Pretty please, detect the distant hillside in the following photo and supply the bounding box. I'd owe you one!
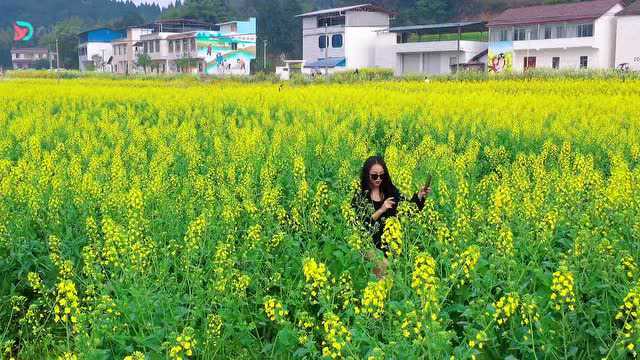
[0,0,161,68]
[0,0,161,30]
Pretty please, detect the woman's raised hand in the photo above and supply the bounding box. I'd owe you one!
[382,197,396,211]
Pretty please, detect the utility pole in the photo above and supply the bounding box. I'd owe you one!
[263,39,268,71]
[55,37,60,70]
[324,22,328,76]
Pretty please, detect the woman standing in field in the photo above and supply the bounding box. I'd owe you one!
[351,155,432,278]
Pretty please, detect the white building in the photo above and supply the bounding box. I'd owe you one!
[296,4,392,73]
[487,0,623,72]
[111,27,152,74]
[11,48,57,69]
[376,22,488,76]
[78,28,126,72]
[615,1,640,70]
[111,18,256,75]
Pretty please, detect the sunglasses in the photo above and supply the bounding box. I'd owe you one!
[369,173,385,181]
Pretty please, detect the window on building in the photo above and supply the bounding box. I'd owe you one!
[124,46,127,55]
[529,27,539,40]
[449,56,458,66]
[155,40,160,52]
[319,35,328,49]
[190,38,196,51]
[524,56,536,69]
[231,42,238,50]
[169,40,174,53]
[317,15,345,27]
[580,56,588,68]
[143,42,148,53]
[513,28,526,41]
[331,34,343,48]
[544,26,553,39]
[577,23,593,37]
[176,40,181,53]
[552,57,560,69]
[183,39,189,52]
[499,29,508,41]
[556,25,566,38]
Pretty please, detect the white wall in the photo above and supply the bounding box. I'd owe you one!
[595,3,623,68]
[80,42,114,71]
[302,30,346,62]
[346,11,389,27]
[373,31,396,69]
[512,48,598,70]
[392,41,488,75]
[344,26,386,68]
[615,15,640,69]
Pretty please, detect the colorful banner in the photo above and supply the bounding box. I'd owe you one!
[195,32,256,75]
[488,41,513,74]
[13,21,34,42]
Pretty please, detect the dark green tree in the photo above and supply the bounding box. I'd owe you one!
[136,53,152,73]
[39,17,85,69]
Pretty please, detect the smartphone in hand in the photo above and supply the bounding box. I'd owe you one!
[425,174,432,188]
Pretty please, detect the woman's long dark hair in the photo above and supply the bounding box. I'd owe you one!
[359,155,399,199]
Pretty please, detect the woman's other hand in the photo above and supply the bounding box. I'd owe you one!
[418,186,432,200]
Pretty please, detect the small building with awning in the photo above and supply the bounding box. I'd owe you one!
[296,4,394,74]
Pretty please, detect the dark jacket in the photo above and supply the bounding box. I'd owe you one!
[351,188,425,252]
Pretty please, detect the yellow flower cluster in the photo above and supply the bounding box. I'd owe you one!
[493,294,519,326]
[411,253,438,310]
[520,297,541,328]
[184,214,206,255]
[48,234,62,268]
[615,287,640,356]
[367,347,385,360]
[269,231,284,249]
[381,217,403,256]
[360,278,392,319]
[302,257,330,304]
[206,313,223,339]
[550,266,576,312]
[337,272,355,310]
[321,313,351,359]
[401,309,426,341]
[496,225,514,257]
[264,296,288,323]
[622,255,637,281]
[311,181,329,223]
[27,272,43,294]
[451,246,480,287]
[54,279,80,332]
[296,311,315,345]
[246,224,262,249]
[169,328,196,359]
[123,351,145,360]
[57,352,78,360]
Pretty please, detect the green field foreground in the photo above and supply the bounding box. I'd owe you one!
[1,77,639,359]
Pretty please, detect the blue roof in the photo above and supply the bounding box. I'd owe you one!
[304,57,346,68]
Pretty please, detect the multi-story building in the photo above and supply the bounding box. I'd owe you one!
[615,1,640,70]
[487,0,623,72]
[110,18,256,75]
[376,21,488,76]
[111,27,152,74]
[78,28,125,71]
[296,4,392,73]
[10,48,57,69]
